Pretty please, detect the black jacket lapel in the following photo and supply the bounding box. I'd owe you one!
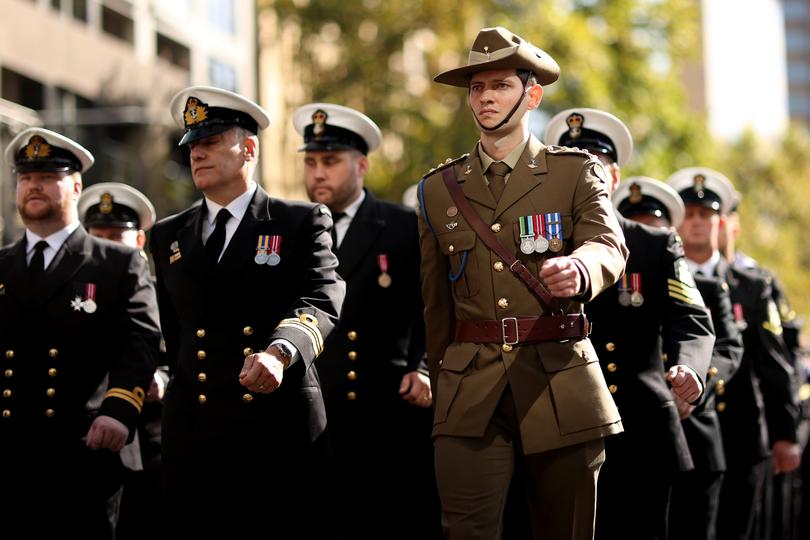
[216,188,273,274]
[34,226,89,307]
[336,191,385,280]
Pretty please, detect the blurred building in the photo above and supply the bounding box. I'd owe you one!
[0,0,257,243]
[683,0,789,140]
[784,0,810,126]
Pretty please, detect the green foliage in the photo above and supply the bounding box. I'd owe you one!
[260,0,810,323]
[262,0,708,196]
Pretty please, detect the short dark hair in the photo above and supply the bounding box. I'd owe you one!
[517,69,537,86]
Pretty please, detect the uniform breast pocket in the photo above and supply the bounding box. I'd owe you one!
[437,231,479,298]
[513,213,575,257]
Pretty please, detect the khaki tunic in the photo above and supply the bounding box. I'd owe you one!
[418,135,628,455]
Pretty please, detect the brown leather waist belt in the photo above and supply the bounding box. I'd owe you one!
[455,314,591,344]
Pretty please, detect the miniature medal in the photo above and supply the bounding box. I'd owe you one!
[618,275,631,306]
[377,254,392,288]
[82,283,97,313]
[255,235,270,265]
[519,216,535,254]
[546,212,563,252]
[630,273,644,307]
[266,236,282,266]
[532,214,548,253]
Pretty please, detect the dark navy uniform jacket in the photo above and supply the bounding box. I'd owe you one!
[149,187,345,460]
[683,274,744,472]
[713,257,798,468]
[587,217,715,472]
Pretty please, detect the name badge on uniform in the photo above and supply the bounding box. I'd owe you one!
[377,254,392,288]
[545,212,563,252]
[169,240,182,264]
[255,235,270,264]
[266,235,282,266]
[71,283,97,313]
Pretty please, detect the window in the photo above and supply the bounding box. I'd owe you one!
[1,68,45,110]
[101,6,134,45]
[157,33,191,71]
[207,0,236,34]
[209,59,238,92]
[73,0,88,22]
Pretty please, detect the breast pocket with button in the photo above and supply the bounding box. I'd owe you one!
[437,231,479,298]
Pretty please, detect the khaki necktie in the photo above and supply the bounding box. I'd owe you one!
[488,161,510,202]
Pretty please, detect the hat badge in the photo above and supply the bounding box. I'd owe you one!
[24,135,51,161]
[312,109,328,138]
[566,113,584,139]
[693,174,706,198]
[99,192,114,214]
[183,97,209,127]
[483,45,491,60]
[629,183,642,204]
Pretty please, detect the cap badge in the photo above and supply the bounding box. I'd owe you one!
[183,97,209,127]
[24,136,51,161]
[693,174,706,198]
[483,46,491,60]
[629,183,642,204]
[566,113,584,139]
[312,109,328,137]
[99,193,114,214]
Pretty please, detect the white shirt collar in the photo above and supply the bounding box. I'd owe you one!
[685,250,721,276]
[26,221,80,255]
[341,190,366,220]
[204,181,257,224]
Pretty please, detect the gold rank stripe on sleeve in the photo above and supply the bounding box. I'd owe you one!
[276,316,324,357]
[667,278,704,306]
[104,386,146,413]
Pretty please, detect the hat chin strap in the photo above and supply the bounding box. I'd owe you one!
[472,87,530,133]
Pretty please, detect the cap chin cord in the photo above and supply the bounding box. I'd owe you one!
[472,85,531,133]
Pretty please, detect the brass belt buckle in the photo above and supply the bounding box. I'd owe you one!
[501,317,519,345]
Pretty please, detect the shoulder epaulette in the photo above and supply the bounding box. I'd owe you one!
[545,144,596,159]
[421,153,470,179]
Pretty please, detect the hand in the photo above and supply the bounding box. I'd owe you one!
[539,257,581,298]
[772,440,801,474]
[667,365,702,404]
[671,390,696,420]
[239,350,284,394]
[85,415,128,452]
[146,372,166,403]
[399,371,432,408]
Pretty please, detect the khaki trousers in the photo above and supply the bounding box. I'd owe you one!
[434,387,606,540]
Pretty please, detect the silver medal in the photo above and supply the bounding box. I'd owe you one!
[254,251,269,265]
[520,238,535,254]
[618,291,631,307]
[630,291,644,307]
[267,252,281,266]
[534,236,549,253]
[83,299,97,314]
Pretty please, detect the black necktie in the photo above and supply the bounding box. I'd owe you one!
[330,212,345,252]
[206,208,232,264]
[29,240,49,283]
[488,161,511,202]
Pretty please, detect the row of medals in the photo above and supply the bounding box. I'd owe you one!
[520,235,562,255]
[254,250,281,266]
[618,289,644,307]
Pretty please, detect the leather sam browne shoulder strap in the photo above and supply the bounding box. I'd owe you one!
[441,167,562,314]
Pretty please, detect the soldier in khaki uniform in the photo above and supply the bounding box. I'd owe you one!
[417,27,628,539]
